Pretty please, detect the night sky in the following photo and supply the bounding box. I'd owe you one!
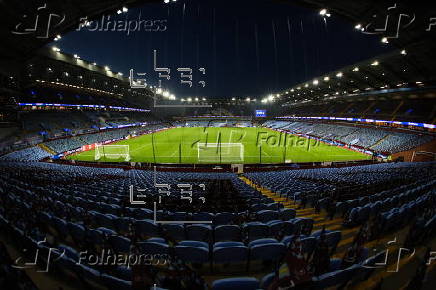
[56,0,392,98]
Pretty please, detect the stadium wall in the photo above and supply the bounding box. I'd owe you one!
[391,139,436,162]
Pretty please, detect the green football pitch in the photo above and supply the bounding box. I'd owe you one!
[66,127,371,164]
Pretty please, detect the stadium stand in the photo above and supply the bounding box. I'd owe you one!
[0,0,435,289]
[0,159,434,289]
[264,120,434,154]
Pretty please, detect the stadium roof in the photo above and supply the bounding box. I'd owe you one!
[1,0,435,104]
[2,0,434,60]
[0,0,160,61]
[287,0,436,47]
[276,46,436,106]
[269,0,436,104]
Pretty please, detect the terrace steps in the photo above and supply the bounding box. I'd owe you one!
[239,175,432,289]
[38,143,56,155]
[369,134,390,149]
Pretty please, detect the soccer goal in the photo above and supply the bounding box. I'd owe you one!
[197,143,244,163]
[95,144,130,161]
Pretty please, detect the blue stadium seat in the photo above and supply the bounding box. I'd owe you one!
[186,224,212,242]
[215,225,241,242]
[212,277,259,290]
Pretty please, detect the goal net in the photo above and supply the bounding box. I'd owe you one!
[197,143,244,163]
[95,144,130,161]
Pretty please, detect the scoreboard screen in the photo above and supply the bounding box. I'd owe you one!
[255,110,267,117]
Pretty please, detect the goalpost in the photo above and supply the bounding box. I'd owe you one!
[197,143,244,163]
[95,144,130,161]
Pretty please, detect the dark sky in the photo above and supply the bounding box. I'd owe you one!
[57,0,392,98]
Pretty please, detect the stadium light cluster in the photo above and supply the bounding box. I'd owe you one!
[35,79,122,97]
[319,9,331,17]
[155,87,177,100]
[117,6,128,14]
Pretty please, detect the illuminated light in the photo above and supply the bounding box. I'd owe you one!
[276,94,280,97]
[181,98,185,102]
[52,46,60,52]
[304,83,309,88]
[336,72,343,78]
[231,97,236,101]
[156,88,163,94]
[319,9,330,17]
[104,66,110,71]
[261,99,267,103]
[246,97,251,102]
[117,9,122,14]
[290,89,294,92]
[202,97,206,101]
[355,24,362,30]
[353,67,359,72]
[297,87,301,90]
[163,91,170,97]
[164,0,170,3]
[401,49,407,55]
[313,79,319,85]
[416,81,423,84]
[73,54,80,59]
[323,76,330,81]
[118,72,123,76]
[195,97,199,101]
[268,95,274,101]
[381,37,389,43]
[371,60,379,66]
[122,6,128,12]
[92,62,97,65]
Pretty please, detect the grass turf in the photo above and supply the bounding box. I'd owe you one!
[66,127,371,164]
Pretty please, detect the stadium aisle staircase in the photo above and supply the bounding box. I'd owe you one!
[38,143,56,155]
[369,134,391,149]
[239,175,435,289]
[239,176,359,253]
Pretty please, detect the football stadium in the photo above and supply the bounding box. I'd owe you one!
[0,1,435,290]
